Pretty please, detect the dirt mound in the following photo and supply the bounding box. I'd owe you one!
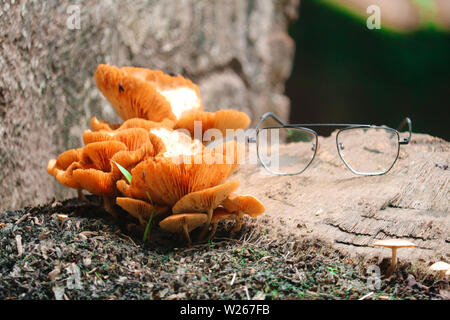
[0,196,447,300]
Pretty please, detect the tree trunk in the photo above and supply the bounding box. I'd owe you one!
[0,0,299,211]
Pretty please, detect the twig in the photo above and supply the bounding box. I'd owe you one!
[15,235,23,256]
[243,286,250,300]
[117,232,137,246]
[359,292,374,300]
[15,213,30,225]
[230,273,237,286]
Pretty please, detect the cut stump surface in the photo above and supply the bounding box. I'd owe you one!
[233,133,449,263]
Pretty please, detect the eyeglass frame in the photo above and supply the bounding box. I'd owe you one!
[253,112,412,176]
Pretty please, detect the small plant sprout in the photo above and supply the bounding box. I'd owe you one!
[142,192,155,242]
[373,239,416,277]
[429,261,450,279]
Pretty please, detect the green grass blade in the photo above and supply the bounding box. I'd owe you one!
[143,191,155,242]
[143,213,154,242]
[113,161,132,184]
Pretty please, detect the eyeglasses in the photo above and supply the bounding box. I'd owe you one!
[254,112,412,176]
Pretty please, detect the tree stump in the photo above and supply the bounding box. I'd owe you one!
[234,132,449,263]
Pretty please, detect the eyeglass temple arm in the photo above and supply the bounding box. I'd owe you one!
[397,117,412,145]
[255,112,286,130]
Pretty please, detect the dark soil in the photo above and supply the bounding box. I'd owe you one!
[0,196,448,300]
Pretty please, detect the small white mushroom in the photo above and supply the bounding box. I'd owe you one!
[429,261,450,279]
[56,214,69,230]
[373,239,416,277]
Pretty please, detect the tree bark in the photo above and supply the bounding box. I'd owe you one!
[234,132,449,262]
[0,0,299,210]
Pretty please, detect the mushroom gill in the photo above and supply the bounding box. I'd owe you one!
[118,155,238,206]
[72,140,154,218]
[47,148,85,200]
[94,64,176,122]
[116,197,168,225]
[115,129,241,205]
[90,116,175,132]
[159,213,208,245]
[83,127,152,151]
[172,180,240,240]
[121,66,203,120]
[176,109,251,138]
[94,64,203,123]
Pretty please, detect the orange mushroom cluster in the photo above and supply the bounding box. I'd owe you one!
[47,64,264,244]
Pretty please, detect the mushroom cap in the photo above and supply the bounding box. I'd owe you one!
[213,109,251,134]
[121,66,203,120]
[159,213,207,233]
[148,127,203,161]
[80,141,128,172]
[118,118,175,131]
[94,64,176,122]
[119,157,237,206]
[222,193,265,217]
[90,117,121,131]
[47,148,84,189]
[109,143,155,180]
[54,162,84,189]
[172,180,240,214]
[56,214,69,221]
[211,207,238,223]
[110,126,240,205]
[176,109,251,138]
[90,116,174,132]
[116,179,132,197]
[373,239,417,248]
[74,137,157,196]
[72,169,115,196]
[429,261,450,271]
[95,64,203,122]
[47,148,83,175]
[116,197,168,224]
[83,128,152,151]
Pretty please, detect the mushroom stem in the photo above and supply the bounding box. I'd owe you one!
[103,195,118,219]
[208,222,219,241]
[198,208,213,241]
[182,222,191,245]
[439,270,445,279]
[386,247,397,277]
[77,189,87,202]
[231,211,244,234]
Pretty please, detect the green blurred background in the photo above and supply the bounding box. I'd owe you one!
[286,0,450,140]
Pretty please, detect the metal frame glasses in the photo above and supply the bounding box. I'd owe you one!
[254,112,412,176]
